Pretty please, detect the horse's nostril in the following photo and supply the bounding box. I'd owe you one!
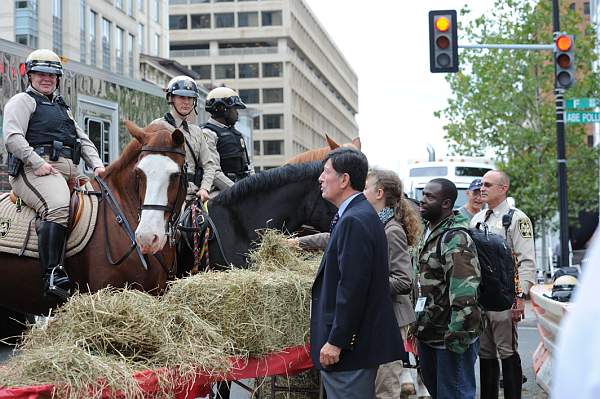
[151,234,159,246]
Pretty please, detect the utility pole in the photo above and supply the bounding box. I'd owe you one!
[552,0,571,268]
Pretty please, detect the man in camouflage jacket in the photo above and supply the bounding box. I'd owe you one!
[412,178,482,399]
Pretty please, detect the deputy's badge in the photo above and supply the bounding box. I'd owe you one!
[0,218,11,238]
[240,138,245,148]
[518,219,533,238]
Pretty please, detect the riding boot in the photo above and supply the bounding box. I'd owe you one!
[501,353,523,399]
[37,221,71,300]
[480,358,500,399]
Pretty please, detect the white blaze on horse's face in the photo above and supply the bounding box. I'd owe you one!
[135,154,179,254]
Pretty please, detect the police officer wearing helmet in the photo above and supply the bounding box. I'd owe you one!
[202,86,253,190]
[152,75,216,202]
[3,49,105,299]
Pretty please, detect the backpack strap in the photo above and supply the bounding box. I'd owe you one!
[502,208,515,239]
[435,227,471,266]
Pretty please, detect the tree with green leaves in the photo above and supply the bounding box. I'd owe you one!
[436,0,599,229]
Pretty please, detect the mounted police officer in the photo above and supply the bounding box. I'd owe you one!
[2,49,105,299]
[152,75,216,202]
[202,87,253,190]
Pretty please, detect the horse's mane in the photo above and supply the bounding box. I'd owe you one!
[213,161,323,206]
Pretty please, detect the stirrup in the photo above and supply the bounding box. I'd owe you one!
[46,265,71,300]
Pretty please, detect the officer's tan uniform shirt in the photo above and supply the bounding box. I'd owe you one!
[471,199,537,293]
[3,86,104,170]
[151,114,216,195]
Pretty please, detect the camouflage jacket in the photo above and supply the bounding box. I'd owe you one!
[413,212,482,353]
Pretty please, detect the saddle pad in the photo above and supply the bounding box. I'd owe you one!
[0,182,99,259]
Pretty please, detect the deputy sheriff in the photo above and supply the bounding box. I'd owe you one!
[2,49,105,299]
[470,169,536,399]
[152,75,216,202]
[202,86,253,191]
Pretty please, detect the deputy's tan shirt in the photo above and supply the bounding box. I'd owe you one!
[3,86,104,171]
[151,114,216,194]
[471,199,537,293]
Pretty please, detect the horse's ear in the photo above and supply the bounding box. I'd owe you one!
[351,137,361,150]
[124,120,146,144]
[171,128,185,147]
[326,134,340,150]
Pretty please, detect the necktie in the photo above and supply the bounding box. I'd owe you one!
[181,120,190,133]
[484,209,494,222]
[330,213,340,232]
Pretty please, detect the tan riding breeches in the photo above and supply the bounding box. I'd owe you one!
[9,156,78,227]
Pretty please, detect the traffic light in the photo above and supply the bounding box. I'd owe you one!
[554,33,575,89]
[429,10,458,73]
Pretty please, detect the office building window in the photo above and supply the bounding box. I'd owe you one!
[239,89,259,104]
[80,0,86,63]
[238,11,258,27]
[52,0,62,54]
[568,2,576,11]
[238,63,259,78]
[584,2,590,15]
[262,62,282,77]
[169,14,187,29]
[263,114,283,129]
[116,26,124,74]
[215,13,234,28]
[253,116,260,130]
[153,0,159,22]
[253,141,261,156]
[215,0,233,2]
[190,13,210,29]
[89,10,97,65]
[264,140,284,155]
[191,65,211,79]
[262,10,282,26]
[102,18,111,70]
[138,23,144,53]
[153,33,160,56]
[128,33,134,77]
[215,64,235,79]
[115,0,123,9]
[263,88,283,103]
[138,0,143,11]
[128,0,133,15]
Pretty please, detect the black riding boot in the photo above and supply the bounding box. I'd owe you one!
[501,353,523,399]
[37,221,71,300]
[480,358,500,399]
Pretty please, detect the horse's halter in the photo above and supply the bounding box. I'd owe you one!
[136,145,188,245]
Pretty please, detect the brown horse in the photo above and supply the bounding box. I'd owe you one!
[0,121,188,315]
[285,135,361,164]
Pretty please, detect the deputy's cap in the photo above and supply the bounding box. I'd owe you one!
[468,178,482,191]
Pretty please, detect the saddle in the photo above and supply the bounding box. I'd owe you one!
[0,181,99,258]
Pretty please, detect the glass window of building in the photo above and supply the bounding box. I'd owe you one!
[138,0,143,11]
[253,141,261,156]
[262,62,283,77]
[239,89,259,104]
[128,33,134,77]
[191,65,211,79]
[238,63,259,78]
[138,23,144,53]
[568,2,576,10]
[263,114,283,129]
[116,26,124,74]
[238,11,258,27]
[153,33,160,56]
[169,14,187,29]
[239,0,258,2]
[115,0,123,9]
[128,0,133,15]
[584,1,590,15]
[253,116,260,130]
[80,0,86,63]
[263,140,284,155]
[215,64,235,79]
[215,13,234,28]
[215,0,233,2]
[89,10,97,65]
[153,0,159,22]
[263,88,283,103]
[52,0,63,54]
[191,14,210,29]
[101,17,111,70]
[262,10,282,26]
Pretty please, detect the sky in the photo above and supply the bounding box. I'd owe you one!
[303,0,496,177]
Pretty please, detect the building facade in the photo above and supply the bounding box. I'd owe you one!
[168,0,359,170]
[0,0,170,80]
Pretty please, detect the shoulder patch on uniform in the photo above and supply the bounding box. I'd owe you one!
[518,219,533,238]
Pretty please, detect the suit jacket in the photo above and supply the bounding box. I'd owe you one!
[310,194,404,371]
[385,219,416,328]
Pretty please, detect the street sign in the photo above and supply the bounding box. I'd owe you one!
[565,98,599,109]
[565,111,600,124]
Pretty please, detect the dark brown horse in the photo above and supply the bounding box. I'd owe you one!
[0,121,188,315]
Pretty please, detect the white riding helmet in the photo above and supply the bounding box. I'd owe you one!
[25,49,63,76]
[205,86,246,114]
[166,75,199,99]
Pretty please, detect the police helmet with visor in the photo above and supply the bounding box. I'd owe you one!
[166,76,199,99]
[26,49,63,76]
[205,87,246,114]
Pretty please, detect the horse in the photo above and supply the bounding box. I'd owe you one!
[177,161,337,273]
[285,135,361,164]
[0,121,188,315]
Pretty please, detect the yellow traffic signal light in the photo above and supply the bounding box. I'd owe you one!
[554,33,575,89]
[429,10,458,73]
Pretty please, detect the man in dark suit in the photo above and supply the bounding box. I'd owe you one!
[311,148,404,399]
